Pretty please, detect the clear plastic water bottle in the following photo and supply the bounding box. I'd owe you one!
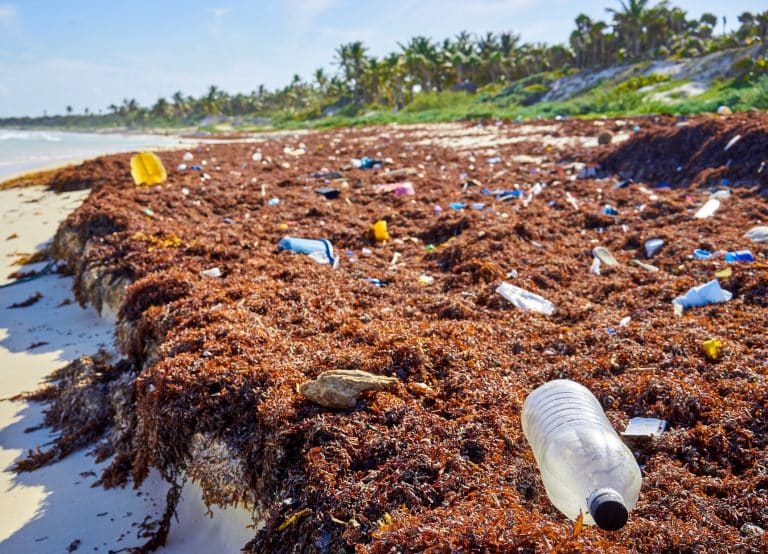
[521,379,642,531]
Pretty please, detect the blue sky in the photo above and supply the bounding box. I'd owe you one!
[0,0,764,117]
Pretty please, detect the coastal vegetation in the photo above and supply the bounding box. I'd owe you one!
[1,2,767,130]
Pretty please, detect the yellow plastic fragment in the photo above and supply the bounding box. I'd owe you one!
[372,220,390,242]
[130,151,167,186]
[277,508,312,531]
[715,266,732,279]
[702,338,722,361]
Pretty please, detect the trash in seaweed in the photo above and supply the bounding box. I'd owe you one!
[16,113,768,553]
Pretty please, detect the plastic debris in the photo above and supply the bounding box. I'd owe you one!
[471,203,486,211]
[602,205,619,216]
[590,257,602,275]
[312,171,343,179]
[593,247,619,267]
[716,105,732,115]
[449,202,466,210]
[267,198,281,206]
[622,418,667,439]
[182,152,194,162]
[298,369,398,409]
[694,249,713,260]
[619,316,631,328]
[353,156,380,169]
[715,267,732,279]
[709,189,731,199]
[130,152,167,186]
[724,250,754,263]
[565,191,580,210]
[694,198,720,219]
[364,278,389,287]
[200,267,222,278]
[630,260,658,272]
[177,163,187,171]
[277,237,338,267]
[372,220,390,242]
[315,187,340,200]
[644,238,664,259]
[374,182,415,197]
[702,338,722,361]
[673,279,732,315]
[745,226,768,243]
[577,167,597,179]
[496,282,555,315]
[251,151,262,162]
[418,274,434,285]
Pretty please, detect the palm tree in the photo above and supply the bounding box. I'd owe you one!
[313,68,329,94]
[607,0,650,60]
[335,41,368,101]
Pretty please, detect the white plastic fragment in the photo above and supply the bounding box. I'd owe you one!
[630,260,659,272]
[723,135,741,151]
[622,418,666,438]
[673,279,732,316]
[590,257,601,275]
[694,198,720,219]
[745,226,768,243]
[496,282,555,315]
[201,267,222,278]
[644,238,664,259]
[592,246,619,267]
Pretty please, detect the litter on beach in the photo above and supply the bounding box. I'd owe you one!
[673,279,732,315]
[496,282,555,315]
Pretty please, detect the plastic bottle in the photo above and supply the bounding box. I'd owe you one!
[521,379,642,531]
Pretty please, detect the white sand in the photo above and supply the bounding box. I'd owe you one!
[0,184,255,552]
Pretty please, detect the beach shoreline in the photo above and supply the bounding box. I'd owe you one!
[0,180,255,552]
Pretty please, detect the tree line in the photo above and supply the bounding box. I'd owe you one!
[3,1,767,126]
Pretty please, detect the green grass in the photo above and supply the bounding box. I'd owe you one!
[272,72,768,130]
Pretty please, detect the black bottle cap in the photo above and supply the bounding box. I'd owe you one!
[588,488,629,531]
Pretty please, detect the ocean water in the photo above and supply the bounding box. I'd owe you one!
[0,129,186,181]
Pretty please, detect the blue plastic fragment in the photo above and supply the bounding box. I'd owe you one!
[277,237,338,267]
[724,250,754,263]
[694,249,713,260]
[449,202,466,210]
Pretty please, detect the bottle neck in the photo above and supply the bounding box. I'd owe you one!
[587,488,629,531]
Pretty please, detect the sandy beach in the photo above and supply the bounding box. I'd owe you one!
[0,183,254,552]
